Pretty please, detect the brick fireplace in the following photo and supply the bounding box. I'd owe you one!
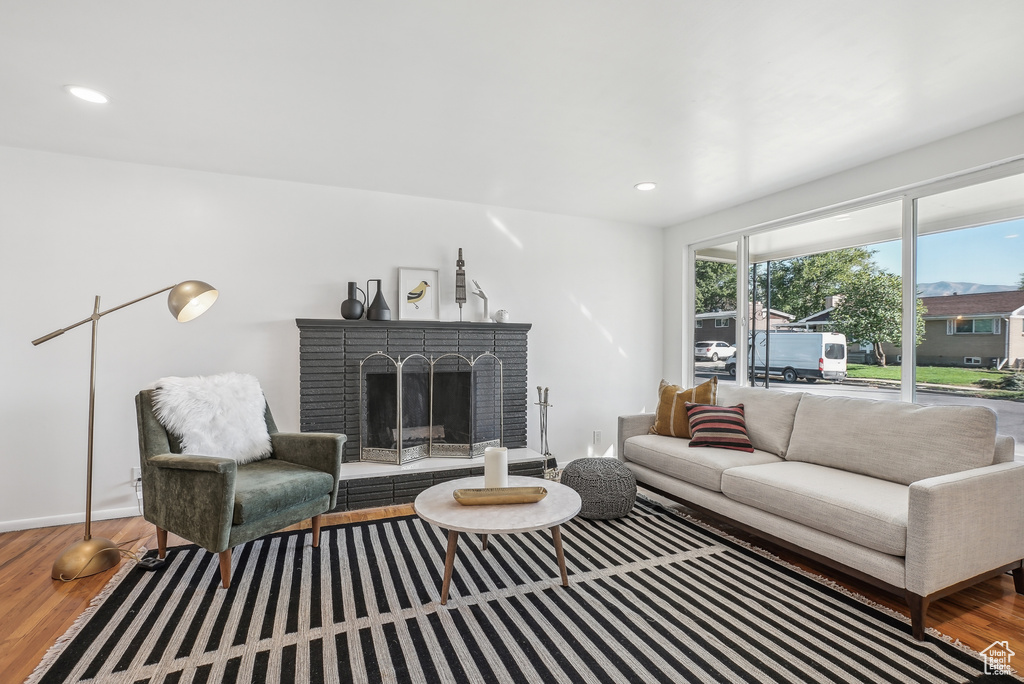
[295,319,543,509]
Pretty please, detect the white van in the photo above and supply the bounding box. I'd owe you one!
[727,331,847,383]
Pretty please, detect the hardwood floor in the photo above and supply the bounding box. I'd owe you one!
[647,493,1024,655]
[0,506,412,684]
[3,500,1023,683]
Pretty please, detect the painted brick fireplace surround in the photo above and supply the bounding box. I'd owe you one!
[295,319,543,510]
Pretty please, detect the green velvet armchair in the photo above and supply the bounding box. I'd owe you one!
[135,389,345,588]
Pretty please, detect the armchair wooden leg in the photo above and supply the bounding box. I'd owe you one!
[219,550,232,589]
[1013,564,1024,594]
[156,527,167,559]
[907,592,930,641]
[311,514,322,548]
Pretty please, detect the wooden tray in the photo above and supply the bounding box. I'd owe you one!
[453,486,548,505]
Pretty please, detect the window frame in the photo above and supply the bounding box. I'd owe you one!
[948,317,1000,334]
[685,156,1024,399]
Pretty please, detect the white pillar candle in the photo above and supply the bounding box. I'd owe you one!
[484,447,508,488]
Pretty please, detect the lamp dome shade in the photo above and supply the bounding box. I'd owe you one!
[168,280,219,322]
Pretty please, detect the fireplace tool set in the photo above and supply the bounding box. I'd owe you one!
[537,386,560,480]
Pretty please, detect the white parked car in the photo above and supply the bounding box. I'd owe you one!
[694,340,736,361]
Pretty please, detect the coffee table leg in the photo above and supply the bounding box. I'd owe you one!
[480,534,488,551]
[441,529,459,605]
[551,525,568,586]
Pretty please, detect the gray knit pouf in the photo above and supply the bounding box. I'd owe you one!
[560,458,637,520]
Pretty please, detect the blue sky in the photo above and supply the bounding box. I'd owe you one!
[869,218,1022,286]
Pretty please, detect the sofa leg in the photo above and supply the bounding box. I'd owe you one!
[1013,565,1024,594]
[907,593,930,641]
[219,549,232,589]
[156,526,167,559]
[311,514,322,548]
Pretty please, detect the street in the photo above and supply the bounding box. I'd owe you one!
[695,362,1024,450]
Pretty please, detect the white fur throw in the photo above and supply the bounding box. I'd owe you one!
[152,373,272,464]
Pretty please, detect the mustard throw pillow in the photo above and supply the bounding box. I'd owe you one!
[650,377,718,438]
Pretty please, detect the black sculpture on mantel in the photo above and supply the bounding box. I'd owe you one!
[455,248,467,320]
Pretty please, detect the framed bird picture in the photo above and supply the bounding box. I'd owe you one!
[398,267,440,320]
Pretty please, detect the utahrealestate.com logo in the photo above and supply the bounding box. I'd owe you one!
[981,641,1015,676]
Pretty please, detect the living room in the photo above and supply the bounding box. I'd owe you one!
[4,3,1024,683]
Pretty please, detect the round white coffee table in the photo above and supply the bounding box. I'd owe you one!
[414,475,582,604]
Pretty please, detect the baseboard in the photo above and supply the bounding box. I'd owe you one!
[0,506,141,533]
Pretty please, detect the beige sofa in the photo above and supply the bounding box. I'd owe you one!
[617,384,1024,640]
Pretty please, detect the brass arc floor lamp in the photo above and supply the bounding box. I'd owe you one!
[32,280,219,581]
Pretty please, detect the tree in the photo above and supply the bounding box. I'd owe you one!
[830,271,926,366]
[751,248,878,320]
[1018,272,1024,290]
[695,260,737,313]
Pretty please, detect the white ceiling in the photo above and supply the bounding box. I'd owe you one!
[3,1,1024,228]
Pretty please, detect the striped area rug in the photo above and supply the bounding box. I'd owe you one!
[28,497,1011,684]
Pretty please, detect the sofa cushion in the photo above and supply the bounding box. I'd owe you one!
[715,385,802,457]
[622,434,782,492]
[651,377,718,438]
[721,461,909,556]
[686,403,754,453]
[233,459,335,525]
[785,394,998,485]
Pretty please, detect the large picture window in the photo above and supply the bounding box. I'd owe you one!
[687,159,1024,428]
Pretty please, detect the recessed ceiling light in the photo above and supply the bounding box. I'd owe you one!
[634,182,657,192]
[64,85,110,104]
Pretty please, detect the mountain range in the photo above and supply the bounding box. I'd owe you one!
[916,281,1017,297]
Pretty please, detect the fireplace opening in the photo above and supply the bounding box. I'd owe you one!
[359,352,502,464]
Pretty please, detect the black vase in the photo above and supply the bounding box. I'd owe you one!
[341,282,365,320]
[366,279,391,321]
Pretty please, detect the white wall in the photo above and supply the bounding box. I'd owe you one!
[0,146,663,531]
[662,111,1024,382]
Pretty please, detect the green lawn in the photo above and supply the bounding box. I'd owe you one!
[846,363,1007,386]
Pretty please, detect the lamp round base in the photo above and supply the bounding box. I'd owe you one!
[51,537,122,581]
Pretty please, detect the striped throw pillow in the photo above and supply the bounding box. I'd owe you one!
[685,403,753,453]
[650,377,718,438]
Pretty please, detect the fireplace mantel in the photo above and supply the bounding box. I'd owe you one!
[296,318,531,457]
[297,319,532,333]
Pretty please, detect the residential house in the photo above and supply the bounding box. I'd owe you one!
[797,291,1024,367]
[903,291,1024,368]
[694,306,795,346]
[779,296,883,363]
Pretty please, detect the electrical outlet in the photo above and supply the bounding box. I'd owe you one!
[593,430,602,444]
[131,466,141,483]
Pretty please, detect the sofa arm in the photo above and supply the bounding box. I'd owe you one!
[995,434,1017,463]
[144,453,237,553]
[272,432,345,508]
[906,461,1024,596]
[617,414,655,462]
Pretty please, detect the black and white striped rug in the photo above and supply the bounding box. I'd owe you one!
[29,497,1014,683]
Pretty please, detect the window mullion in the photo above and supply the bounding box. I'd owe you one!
[901,196,917,402]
